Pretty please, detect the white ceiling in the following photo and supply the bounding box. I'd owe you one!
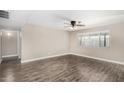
[1,10,124,30]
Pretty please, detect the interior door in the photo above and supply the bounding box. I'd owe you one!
[1,30,20,58]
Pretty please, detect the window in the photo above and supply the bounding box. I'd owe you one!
[78,31,110,48]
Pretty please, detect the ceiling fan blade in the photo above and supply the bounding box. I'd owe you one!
[76,24,85,26]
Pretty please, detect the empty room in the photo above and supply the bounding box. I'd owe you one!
[0,10,124,82]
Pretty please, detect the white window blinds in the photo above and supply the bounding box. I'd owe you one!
[78,31,110,48]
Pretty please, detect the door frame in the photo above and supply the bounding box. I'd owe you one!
[0,29,21,63]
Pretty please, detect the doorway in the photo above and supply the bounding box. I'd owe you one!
[0,30,21,63]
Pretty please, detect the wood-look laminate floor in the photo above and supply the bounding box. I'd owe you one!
[0,55,124,82]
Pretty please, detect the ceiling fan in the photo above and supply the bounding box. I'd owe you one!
[55,14,85,31]
[64,20,85,31]
[64,20,85,27]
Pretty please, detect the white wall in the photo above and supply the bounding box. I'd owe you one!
[21,24,69,62]
[21,22,124,63]
[70,22,124,63]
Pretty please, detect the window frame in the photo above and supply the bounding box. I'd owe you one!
[78,31,110,48]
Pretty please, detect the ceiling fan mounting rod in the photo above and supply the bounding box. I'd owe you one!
[71,21,76,27]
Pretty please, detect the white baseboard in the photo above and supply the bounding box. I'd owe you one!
[21,53,70,63]
[21,52,124,66]
[70,53,124,65]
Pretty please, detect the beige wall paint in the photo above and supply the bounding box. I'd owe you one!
[70,23,124,62]
[22,24,69,62]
